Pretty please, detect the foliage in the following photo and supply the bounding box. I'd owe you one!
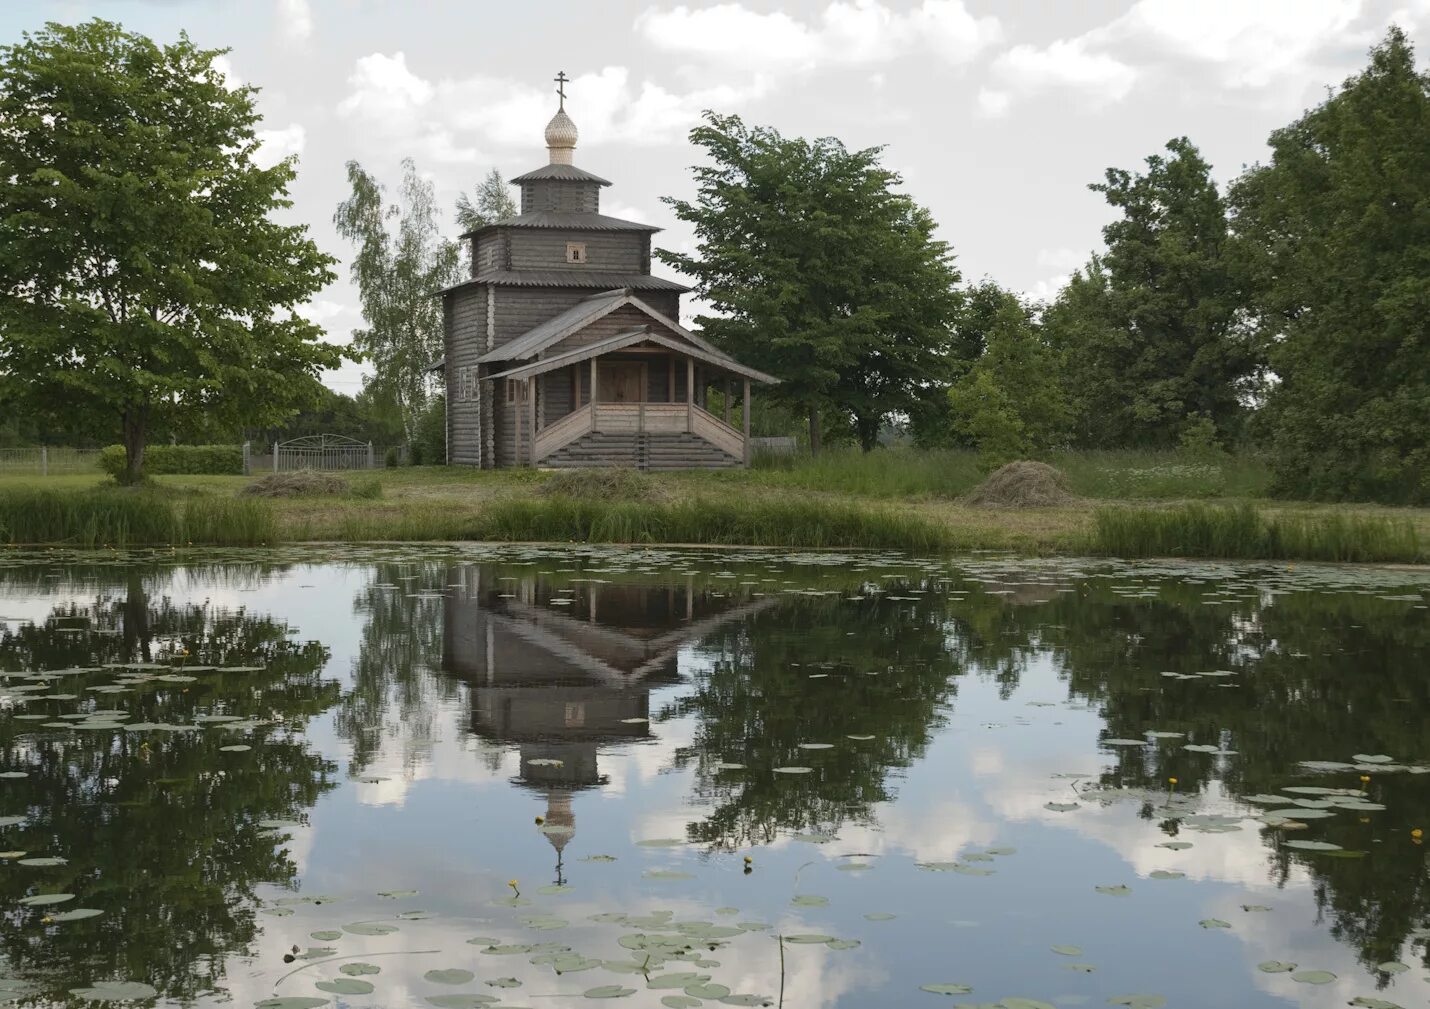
[455,167,518,233]
[946,282,1070,467]
[1089,503,1423,562]
[660,112,961,452]
[409,393,447,465]
[0,488,276,546]
[334,158,461,444]
[1045,138,1258,448]
[240,470,380,499]
[99,444,243,477]
[1230,28,1430,504]
[0,20,349,484]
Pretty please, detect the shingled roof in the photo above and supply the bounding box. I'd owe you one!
[509,163,612,186]
[437,271,690,296]
[459,211,660,240]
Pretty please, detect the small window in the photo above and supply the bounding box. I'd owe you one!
[456,366,478,402]
[566,241,587,264]
[506,379,529,404]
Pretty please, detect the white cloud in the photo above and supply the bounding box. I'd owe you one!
[975,87,1010,118]
[635,0,1001,71]
[276,0,314,43]
[339,52,433,120]
[1105,0,1363,88]
[1036,247,1088,273]
[992,39,1138,105]
[210,54,241,90]
[255,122,306,167]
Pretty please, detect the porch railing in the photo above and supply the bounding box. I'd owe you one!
[531,402,746,463]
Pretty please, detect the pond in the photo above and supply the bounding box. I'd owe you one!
[1,545,1428,1009]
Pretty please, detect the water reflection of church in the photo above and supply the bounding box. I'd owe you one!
[442,567,771,874]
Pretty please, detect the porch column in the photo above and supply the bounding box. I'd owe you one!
[527,377,536,466]
[668,356,676,403]
[742,378,751,467]
[686,356,695,433]
[590,357,598,432]
[724,378,732,424]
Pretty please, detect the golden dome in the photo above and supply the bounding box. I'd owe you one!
[545,109,578,165]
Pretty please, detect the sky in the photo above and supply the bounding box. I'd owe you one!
[4,0,1429,395]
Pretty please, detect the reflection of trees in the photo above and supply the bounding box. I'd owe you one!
[0,577,338,1002]
[334,563,457,776]
[995,576,1430,972]
[668,582,965,848]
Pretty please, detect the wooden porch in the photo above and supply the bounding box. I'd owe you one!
[532,400,747,464]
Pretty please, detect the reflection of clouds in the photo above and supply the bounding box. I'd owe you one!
[352,697,517,808]
[827,798,999,864]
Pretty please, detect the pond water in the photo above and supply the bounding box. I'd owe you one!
[1,545,1429,1009]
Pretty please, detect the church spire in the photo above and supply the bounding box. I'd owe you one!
[544,70,578,165]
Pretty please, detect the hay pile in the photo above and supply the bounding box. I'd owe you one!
[964,461,1076,508]
[538,468,669,504]
[241,470,353,498]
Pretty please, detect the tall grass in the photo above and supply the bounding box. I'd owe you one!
[740,447,1272,500]
[0,488,276,547]
[290,496,955,552]
[1089,503,1424,563]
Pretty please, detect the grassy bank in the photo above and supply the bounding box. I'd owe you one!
[1089,503,1424,563]
[0,488,275,547]
[1,452,1426,562]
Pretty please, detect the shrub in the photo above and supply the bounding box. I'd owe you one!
[99,444,244,477]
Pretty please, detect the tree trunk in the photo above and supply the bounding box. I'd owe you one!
[121,407,148,485]
[807,406,822,456]
[855,414,880,452]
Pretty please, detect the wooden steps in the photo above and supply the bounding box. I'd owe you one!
[543,432,741,470]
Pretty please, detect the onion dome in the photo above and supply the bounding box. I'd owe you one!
[545,109,578,165]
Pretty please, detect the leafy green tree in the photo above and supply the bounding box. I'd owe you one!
[0,20,348,484]
[1230,27,1430,503]
[939,282,1068,462]
[1046,138,1257,448]
[334,159,461,444]
[455,168,519,234]
[661,112,961,453]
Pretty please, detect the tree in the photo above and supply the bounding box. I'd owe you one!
[946,282,1070,465]
[335,160,461,444]
[1045,138,1257,448]
[455,168,518,233]
[0,20,348,483]
[1230,27,1430,503]
[661,112,961,453]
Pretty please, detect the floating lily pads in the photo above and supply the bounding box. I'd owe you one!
[662,998,701,1009]
[790,895,828,907]
[309,930,343,941]
[425,969,475,985]
[316,978,374,994]
[424,997,499,1009]
[919,983,973,995]
[343,921,398,935]
[70,981,160,1001]
[1352,754,1394,764]
[1155,841,1192,850]
[583,986,636,998]
[50,908,103,921]
[340,963,381,976]
[773,766,813,774]
[1044,802,1080,812]
[1050,945,1082,956]
[1198,918,1231,929]
[1290,970,1336,984]
[1349,998,1406,1009]
[1375,962,1409,974]
[1094,885,1132,896]
[1148,870,1185,880]
[785,934,836,944]
[1284,840,1343,851]
[863,912,896,921]
[1256,961,1296,973]
[1107,997,1166,1009]
[254,1000,330,1009]
[18,893,74,905]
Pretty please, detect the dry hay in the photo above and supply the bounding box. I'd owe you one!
[240,470,353,498]
[964,461,1076,509]
[538,467,670,504]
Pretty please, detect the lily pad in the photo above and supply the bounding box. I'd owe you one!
[50,908,103,921]
[1155,841,1192,850]
[790,895,828,907]
[1050,945,1082,956]
[1094,884,1132,896]
[1256,961,1296,973]
[773,766,813,774]
[863,912,896,921]
[1148,870,1185,880]
[69,982,159,1001]
[343,921,398,935]
[1352,754,1394,764]
[1198,918,1231,929]
[920,984,973,995]
[1044,802,1080,812]
[18,893,75,905]
[1107,998,1166,1009]
[310,930,343,941]
[340,963,381,976]
[662,998,701,1009]
[425,969,475,985]
[686,983,731,999]
[1349,999,1405,1009]
[425,998,499,1009]
[316,978,374,994]
[255,1000,330,1009]
[584,986,636,998]
[1375,962,1409,974]
[784,934,836,944]
[1290,970,1336,984]
[1284,840,1343,851]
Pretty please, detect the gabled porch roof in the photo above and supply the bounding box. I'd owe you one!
[485,326,779,385]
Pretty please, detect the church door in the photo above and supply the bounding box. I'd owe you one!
[597,361,645,403]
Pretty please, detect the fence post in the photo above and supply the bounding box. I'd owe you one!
[367,442,374,469]
[272,442,279,473]
[40,446,47,477]
[242,441,250,476]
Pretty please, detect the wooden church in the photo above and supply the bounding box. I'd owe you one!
[436,76,776,469]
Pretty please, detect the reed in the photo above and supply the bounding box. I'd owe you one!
[1089,503,1424,563]
[0,488,276,547]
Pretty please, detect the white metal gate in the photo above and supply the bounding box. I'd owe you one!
[272,434,374,472]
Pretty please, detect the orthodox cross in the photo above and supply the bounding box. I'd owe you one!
[554,70,569,111]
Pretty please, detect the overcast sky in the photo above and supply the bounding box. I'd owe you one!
[5,0,1428,394]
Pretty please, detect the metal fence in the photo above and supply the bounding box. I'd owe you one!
[0,447,103,475]
[272,434,375,472]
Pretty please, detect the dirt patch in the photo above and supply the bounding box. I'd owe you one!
[964,461,1077,509]
[241,471,360,499]
[538,468,670,504]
